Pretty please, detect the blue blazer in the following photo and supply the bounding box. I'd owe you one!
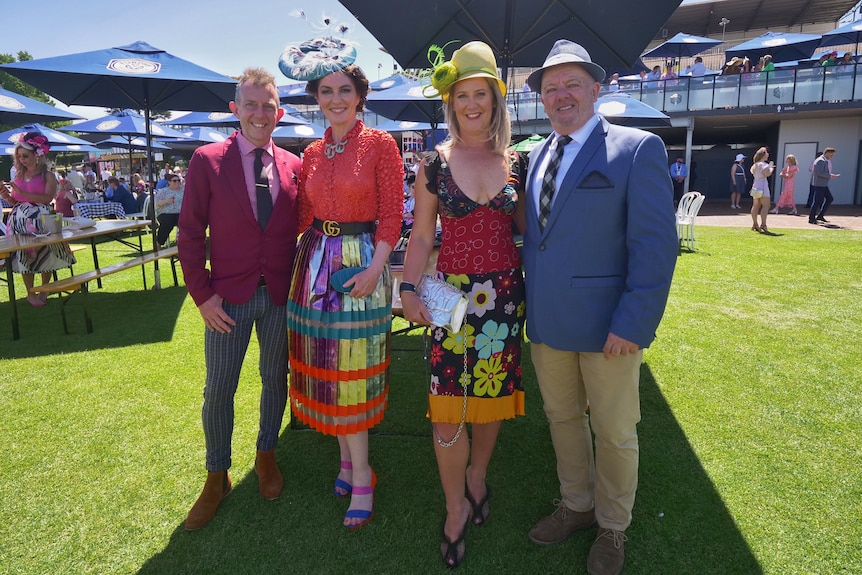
[522,117,678,352]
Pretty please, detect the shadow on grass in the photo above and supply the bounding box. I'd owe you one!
[136,346,762,575]
[0,285,187,357]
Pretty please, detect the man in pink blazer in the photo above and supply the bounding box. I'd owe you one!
[178,68,301,530]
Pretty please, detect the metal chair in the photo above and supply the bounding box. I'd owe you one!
[676,191,706,252]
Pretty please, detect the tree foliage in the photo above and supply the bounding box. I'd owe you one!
[0,51,52,104]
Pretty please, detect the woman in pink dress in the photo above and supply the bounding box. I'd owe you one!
[54,172,79,217]
[773,154,799,215]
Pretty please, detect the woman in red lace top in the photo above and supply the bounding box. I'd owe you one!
[401,41,527,568]
[283,54,403,531]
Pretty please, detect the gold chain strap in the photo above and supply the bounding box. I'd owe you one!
[424,325,469,448]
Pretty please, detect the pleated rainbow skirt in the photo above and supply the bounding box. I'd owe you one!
[287,228,392,436]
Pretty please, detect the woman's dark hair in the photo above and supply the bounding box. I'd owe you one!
[305,64,369,113]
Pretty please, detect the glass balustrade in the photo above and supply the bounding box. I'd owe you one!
[503,63,861,120]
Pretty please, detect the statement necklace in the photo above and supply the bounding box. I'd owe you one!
[324,137,348,159]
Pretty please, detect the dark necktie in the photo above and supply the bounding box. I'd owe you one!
[539,135,571,231]
[254,148,272,230]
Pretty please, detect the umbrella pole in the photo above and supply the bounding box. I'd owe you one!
[145,104,162,290]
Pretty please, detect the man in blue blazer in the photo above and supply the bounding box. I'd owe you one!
[522,40,678,575]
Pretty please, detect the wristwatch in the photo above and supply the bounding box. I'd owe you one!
[398,281,417,294]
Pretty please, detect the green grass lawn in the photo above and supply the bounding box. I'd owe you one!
[1,226,860,574]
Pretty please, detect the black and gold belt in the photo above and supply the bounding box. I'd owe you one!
[312,218,376,237]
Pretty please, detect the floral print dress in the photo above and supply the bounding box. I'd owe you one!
[424,151,526,424]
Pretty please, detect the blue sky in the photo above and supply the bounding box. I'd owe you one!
[0,0,392,118]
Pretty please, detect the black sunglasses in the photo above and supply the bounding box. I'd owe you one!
[170,179,181,182]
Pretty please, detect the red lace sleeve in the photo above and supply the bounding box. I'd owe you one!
[297,140,321,233]
[372,130,405,247]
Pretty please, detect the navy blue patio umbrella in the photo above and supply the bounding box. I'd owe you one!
[0,87,83,125]
[365,79,444,127]
[339,0,683,83]
[61,110,187,200]
[0,143,99,156]
[366,79,446,149]
[595,93,670,128]
[0,123,97,168]
[278,83,315,106]
[819,19,862,58]
[1,41,238,287]
[0,122,95,148]
[725,32,823,64]
[96,136,170,150]
[603,59,650,79]
[819,19,862,48]
[164,106,306,127]
[62,109,188,141]
[162,127,230,148]
[271,123,326,145]
[369,74,411,92]
[374,119,447,133]
[641,32,722,60]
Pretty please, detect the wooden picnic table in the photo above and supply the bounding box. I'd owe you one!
[0,219,151,339]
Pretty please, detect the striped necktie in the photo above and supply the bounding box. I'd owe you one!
[539,135,571,231]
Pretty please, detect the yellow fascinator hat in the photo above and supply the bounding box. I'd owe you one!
[425,41,507,103]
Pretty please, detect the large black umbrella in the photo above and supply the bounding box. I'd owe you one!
[1,41,237,288]
[338,0,683,82]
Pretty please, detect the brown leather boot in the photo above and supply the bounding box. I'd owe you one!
[255,449,283,500]
[184,470,232,531]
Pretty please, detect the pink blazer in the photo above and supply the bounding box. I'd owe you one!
[178,132,301,307]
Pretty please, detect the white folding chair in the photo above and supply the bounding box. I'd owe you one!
[676,191,705,252]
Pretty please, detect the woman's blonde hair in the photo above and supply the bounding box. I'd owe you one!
[439,77,511,156]
[751,147,769,174]
[785,154,797,166]
[12,144,49,180]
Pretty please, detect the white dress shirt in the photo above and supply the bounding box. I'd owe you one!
[531,115,601,217]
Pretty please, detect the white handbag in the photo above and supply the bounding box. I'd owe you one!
[417,274,468,334]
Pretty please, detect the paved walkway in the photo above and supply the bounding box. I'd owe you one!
[696,203,862,231]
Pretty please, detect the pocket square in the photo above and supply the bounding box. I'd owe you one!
[577,170,613,189]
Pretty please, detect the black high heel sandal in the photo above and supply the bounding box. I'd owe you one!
[440,514,470,569]
[465,483,492,526]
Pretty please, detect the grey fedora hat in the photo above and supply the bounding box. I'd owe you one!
[527,39,606,92]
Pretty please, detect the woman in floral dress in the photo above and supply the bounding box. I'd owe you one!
[772,154,799,215]
[401,41,526,568]
[0,132,75,307]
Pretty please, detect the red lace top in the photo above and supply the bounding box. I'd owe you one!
[427,151,524,275]
[299,120,404,247]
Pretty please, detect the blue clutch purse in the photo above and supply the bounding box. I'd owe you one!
[329,267,367,293]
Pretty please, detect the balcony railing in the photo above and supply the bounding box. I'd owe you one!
[508,64,862,121]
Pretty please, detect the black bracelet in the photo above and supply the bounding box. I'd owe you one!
[398,281,417,294]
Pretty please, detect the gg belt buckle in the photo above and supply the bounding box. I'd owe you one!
[322,220,341,236]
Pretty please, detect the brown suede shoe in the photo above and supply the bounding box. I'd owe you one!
[587,528,627,575]
[529,500,596,545]
[255,449,283,501]
[185,470,232,531]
